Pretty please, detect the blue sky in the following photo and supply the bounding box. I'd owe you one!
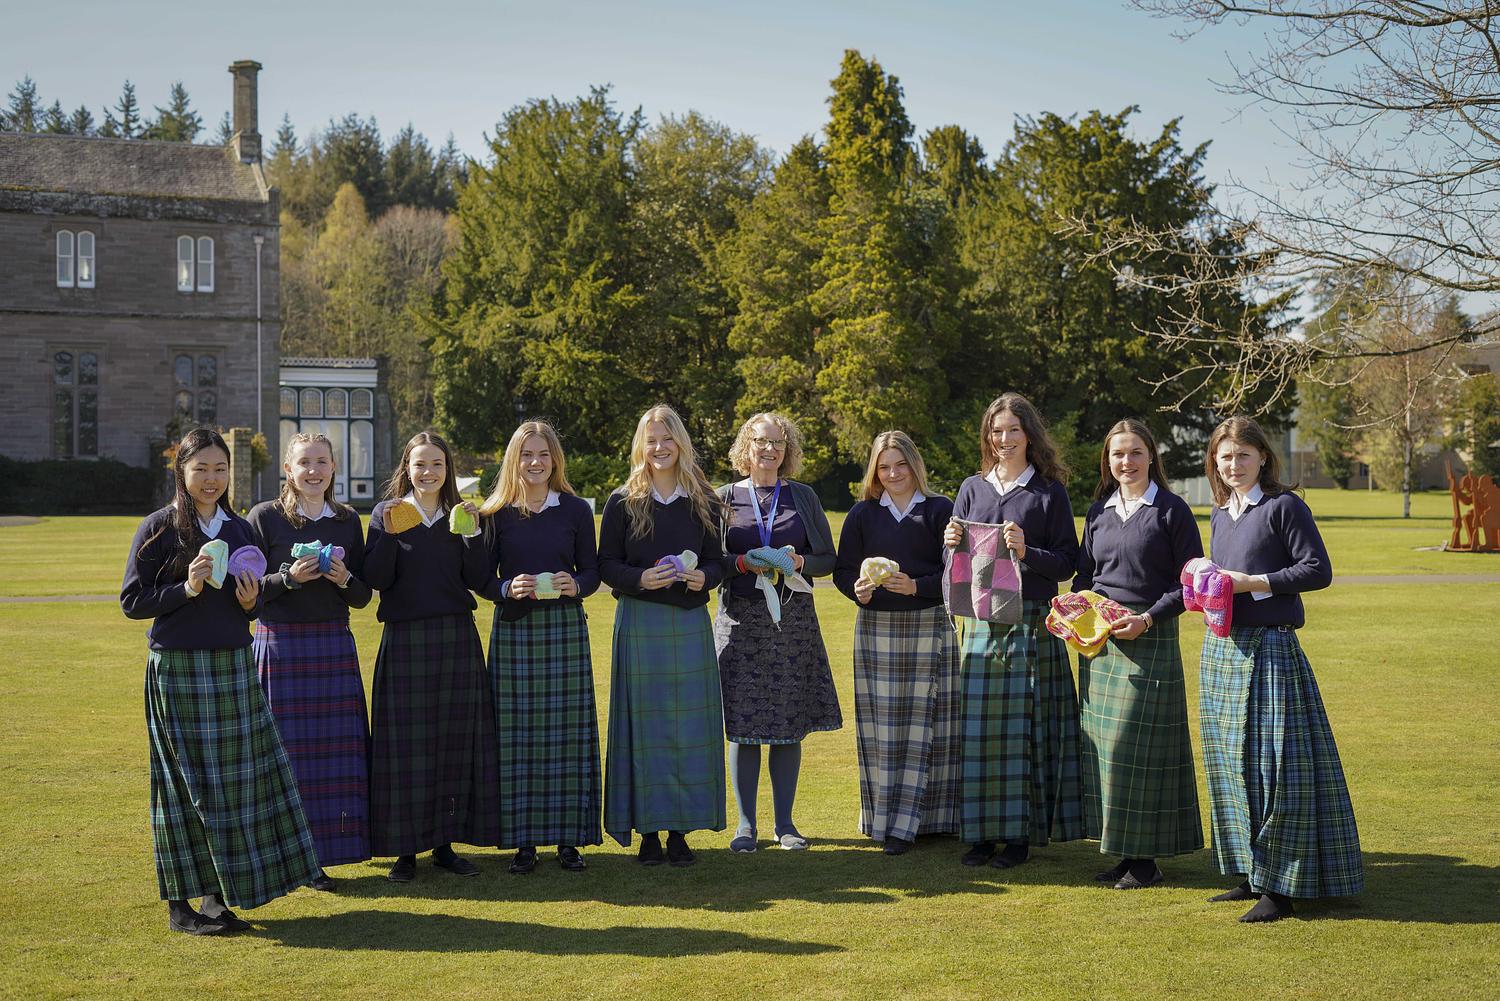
[2,0,1294,192]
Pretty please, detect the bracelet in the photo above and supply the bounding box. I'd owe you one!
[736,554,749,574]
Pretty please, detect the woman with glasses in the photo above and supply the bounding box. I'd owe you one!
[715,412,842,854]
[943,392,1083,870]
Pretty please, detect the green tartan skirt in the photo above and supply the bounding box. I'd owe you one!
[1200,625,1363,898]
[603,598,726,846]
[1078,616,1204,858]
[956,600,1084,846]
[145,646,319,908]
[488,601,602,848]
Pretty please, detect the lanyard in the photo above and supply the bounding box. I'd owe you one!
[748,480,781,550]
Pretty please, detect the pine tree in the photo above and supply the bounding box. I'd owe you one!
[215,111,233,145]
[383,124,438,209]
[113,81,141,139]
[42,100,70,133]
[5,76,41,132]
[69,104,95,136]
[98,109,120,138]
[433,134,467,212]
[144,82,201,141]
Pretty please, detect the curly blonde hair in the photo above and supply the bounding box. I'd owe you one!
[727,412,804,479]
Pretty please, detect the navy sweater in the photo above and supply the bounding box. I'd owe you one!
[471,493,601,620]
[1209,491,1332,629]
[364,499,492,623]
[121,505,258,650]
[597,489,725,610]
[247,501,372,623]
[951,473,1079,600]
[1075,488,1202,621]
[833,495,954,611]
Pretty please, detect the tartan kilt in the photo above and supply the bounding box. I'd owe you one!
[853,605,961,842]
[488,601,603,848]
[1077,616,1203,858]
[1200,625,1363,898]
[254,619,371,867]
[604,597,726,846]
[369,613,501,856]
[145,646,319,908]
[956,599,1084,846]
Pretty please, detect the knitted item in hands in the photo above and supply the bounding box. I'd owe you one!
[227,545,267,579]
[655,550,699,579]
[941,518,1023,625]
[1045,590,1133,657]
[1180,557,1234,637]
[290,540,347,575]
[383,501,423,535]
[860,557,900,586]
[449,505,479,537]
[199,539,229,589]
[532,571,560,599]
[744,545,812,628]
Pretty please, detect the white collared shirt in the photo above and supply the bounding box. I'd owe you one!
[402,492,447,528]
[879,490,926,522]
[986,463,1034,496]
[1106,480,1158,523]
[1222,484,1272,598]
[653,483,688,504]
[518,490,561,512]
[190,504,228,539]
[298,501,336,522]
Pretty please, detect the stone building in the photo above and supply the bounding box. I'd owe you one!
[0,60,279,500]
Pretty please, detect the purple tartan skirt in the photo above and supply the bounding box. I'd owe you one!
[254,619,372,867]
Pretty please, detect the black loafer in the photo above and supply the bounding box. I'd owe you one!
[168,912,230,936]
[961,842,996,866]
[309,872,337,892]
[883,837,914,856]
[1114,867,1165,890]
[204,908,253,932]
[1095,861,1129,883]
[387,857,416,883]
[509,848,538,875]
[434,853,480,877]
[666,832,696,868]
[557,846,586,872]
[638,834,665,867]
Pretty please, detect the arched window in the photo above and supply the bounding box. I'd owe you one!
[196,237,214,292]
[325,388,348,419]
[350,388,374,419]
[300,388,323,418]
[279,387,298,418]
[177,237,194,292]
[56,231,74,287]
[76,231,95,288]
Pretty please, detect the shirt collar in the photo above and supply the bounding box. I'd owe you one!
[518,490,561,511]
[1223,483,1265,518]
[879,490,926,522]
[1106,480,1158,517]
[403,492,447,528]
[986,463,1035,495]
[176,500,228,538]
[299,501,336,522]
[652,483,688,504]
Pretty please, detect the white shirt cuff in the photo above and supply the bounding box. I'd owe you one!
[1250,573,1273,600]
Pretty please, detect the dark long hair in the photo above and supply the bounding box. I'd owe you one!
[1093,418,1171,502]
[978,392,1068,484]
[1204,416,1295,507]
[138,427,233,576]
[382,430,462,511]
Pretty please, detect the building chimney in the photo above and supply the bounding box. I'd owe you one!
[228,60,262,163]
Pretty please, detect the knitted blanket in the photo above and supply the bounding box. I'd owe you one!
[1180,557,1233,637]
[941,519,1022,624]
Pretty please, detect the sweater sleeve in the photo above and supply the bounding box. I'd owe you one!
[338,514,374,609]
[597,493,643,594]
[913,497,953,601]
[796,484,837,578]
[698,512,726,590]
[247,505,293,606]
[120,516,192,620]
[1146,498,1202,622]
[832,504,866,602]
[1019,481,1079,584]
[469,515,506,604]
[362,502,399,592]
[1266,494,1333,594]
[572,501,602,598]
[460,514,498,594]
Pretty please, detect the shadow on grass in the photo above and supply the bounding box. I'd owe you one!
[327,840,1010,913]
[1295,852,1500,924]
[258,909,843,955]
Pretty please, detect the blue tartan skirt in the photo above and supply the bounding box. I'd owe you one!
[1200,625,1363,898]
[603,597,726,845]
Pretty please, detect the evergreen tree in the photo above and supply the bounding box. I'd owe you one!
[384,124,439,209]
[1450,373,1500,480]
[42,100,70,133]
[69,104,95,136]
[113,80,142,139]
[922,125,986,207]
[433,134,467,212]
[5,76,41,132]
[320,114,388,216]
[98,109,121,138]
[215,111,233,145]
[144,82,202,141]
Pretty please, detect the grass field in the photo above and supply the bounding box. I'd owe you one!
[1,490,1497,1000]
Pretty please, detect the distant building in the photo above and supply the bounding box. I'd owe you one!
[278,356,395,507]
[0,61,278,499]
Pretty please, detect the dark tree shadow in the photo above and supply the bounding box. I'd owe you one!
[258,910,843,955]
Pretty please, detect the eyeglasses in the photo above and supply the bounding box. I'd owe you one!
[751,437,788,451]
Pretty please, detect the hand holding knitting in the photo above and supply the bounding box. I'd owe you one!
[1112,613,1149,640]
[853,575,877,604]
[640,564,677,590]
[788,548,805,572]
[289,554,322,583]
[552,570,579,597]
[234,569,260,611]
[1002,521,1026,560]
[1224,570,1270,595]
[186,553,213,596]
[681,568,707,592]
[323,555,351,587]
[884,570,918,596]
[943,521,963,548]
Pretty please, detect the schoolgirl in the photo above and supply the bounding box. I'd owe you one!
[247,431,373,891]
[599,404,727,867]
[364,430,500,881]
[473,420,603,874]
[832,431,960,855]
[1073,419,1204,890]
[121,427,318,935]
[1199,416,1362,922]
[944,392,1083,869]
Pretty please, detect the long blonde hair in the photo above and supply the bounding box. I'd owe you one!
[622,404,723,540]
[480,420,575,516]
[277,432,352,528]
[859,430,932,501]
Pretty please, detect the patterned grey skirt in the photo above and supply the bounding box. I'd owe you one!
[714,590,843,744]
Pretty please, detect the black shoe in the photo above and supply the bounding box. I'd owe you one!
[387,856,416,883]
[961,842,996,866]
[1094,860,1129,882]
[638,832,664,867]
[557,846,586,872]
[434,852,480,877]
[202,907,252,932]
[666,831,697,867]
[1114,866,1165,890]
[990,842,1030,869]
[309,871,337,892]
[168,911,230,936]
[509,847,538,875]
[883,837,914,856]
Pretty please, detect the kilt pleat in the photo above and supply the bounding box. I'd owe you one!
[488,602,603,848]
[1200,626,1363,898]
[604,597,726,845]
[956,599,1084,846]
[146,646,319,908]
[853,605,961,842]
[369,613,501,856]
[254,620,371,867]
[715,590,842,744]
[1077,616,1203,858]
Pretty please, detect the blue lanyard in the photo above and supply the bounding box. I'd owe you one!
[748,480,781,550]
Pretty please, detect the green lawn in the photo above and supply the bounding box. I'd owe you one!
[1,491,1497,1000]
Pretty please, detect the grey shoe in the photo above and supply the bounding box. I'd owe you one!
[776,832,809,850]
